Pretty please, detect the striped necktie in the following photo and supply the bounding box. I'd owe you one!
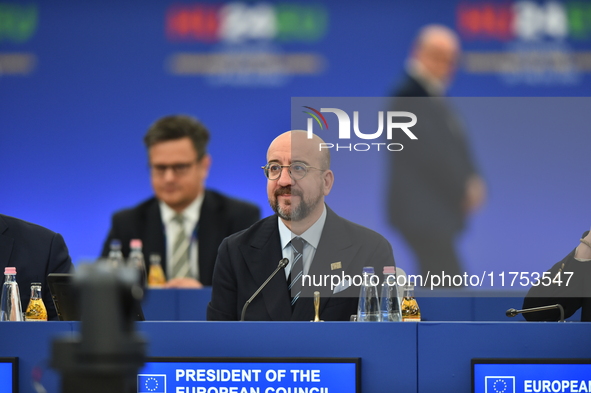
[288,237,305,307]
[171,214,190,278]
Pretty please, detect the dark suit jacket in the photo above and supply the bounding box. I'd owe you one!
[388,73,478,235]
[101,190,260,286]
[0,214,73,320]
[523,231,591,321]
[207,206,395,321]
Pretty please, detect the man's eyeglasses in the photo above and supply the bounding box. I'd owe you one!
[150,161,196,177]
[262,162,325,180]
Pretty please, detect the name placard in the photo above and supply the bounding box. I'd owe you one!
[473,359,591,393]
[138,357,360,393]
[0,358,17,393]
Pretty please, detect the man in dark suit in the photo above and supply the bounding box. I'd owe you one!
[387,25,486,280]
[207,131,395,321]
[523,229,591,321]
[101,115,260,287]
[0,214,73,320]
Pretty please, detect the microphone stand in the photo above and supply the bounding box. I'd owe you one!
[506,304,565,322]
[240,258,289,321]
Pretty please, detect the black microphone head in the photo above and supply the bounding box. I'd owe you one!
[278,258,289,268]
[506,308,518,317]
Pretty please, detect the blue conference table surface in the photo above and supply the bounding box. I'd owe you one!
[142,287,582,321]
[2,321,591,393]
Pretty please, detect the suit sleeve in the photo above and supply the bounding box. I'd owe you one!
[399,99,476,203]
[45,232,74,320]
[207,237,239,321]
[522,244,591,321]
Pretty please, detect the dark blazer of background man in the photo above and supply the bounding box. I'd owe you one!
[207,131,395,321]
[101,115,260,287]
[387,25,486,279]
[0,214,73,320]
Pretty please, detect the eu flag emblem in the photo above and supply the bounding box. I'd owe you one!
[138,374,166,393]
[485,376,515,393]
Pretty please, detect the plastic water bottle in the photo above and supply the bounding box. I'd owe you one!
[107,239,124,268]
[0,267,23,321]
[380,266,402,322]
[127,239,147,288]
[357,266,382,322]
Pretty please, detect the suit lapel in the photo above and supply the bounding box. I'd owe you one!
[291,207,359,321]
[0,216,14,272]
[240,216,291,321]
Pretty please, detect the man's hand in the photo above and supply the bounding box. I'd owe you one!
[462,174,486,215]
[165,277,204,289]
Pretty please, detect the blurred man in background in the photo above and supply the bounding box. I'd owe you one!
[387,25,486,281]
[101,115,260,288]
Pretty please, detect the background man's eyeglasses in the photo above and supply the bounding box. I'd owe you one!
[150,161,196,176]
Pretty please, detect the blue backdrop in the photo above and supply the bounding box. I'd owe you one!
[1,0,590,283]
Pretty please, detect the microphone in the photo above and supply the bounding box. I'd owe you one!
[506,304,565,322]
[240,258,289,321]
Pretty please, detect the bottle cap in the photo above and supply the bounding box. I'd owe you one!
[31,282,42,287]
[362,266,375,274]
[110,239,122,250]
[4,267,16,275]
[383,266,395,275]
[130,239,142,249]
[149,253,161,264]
